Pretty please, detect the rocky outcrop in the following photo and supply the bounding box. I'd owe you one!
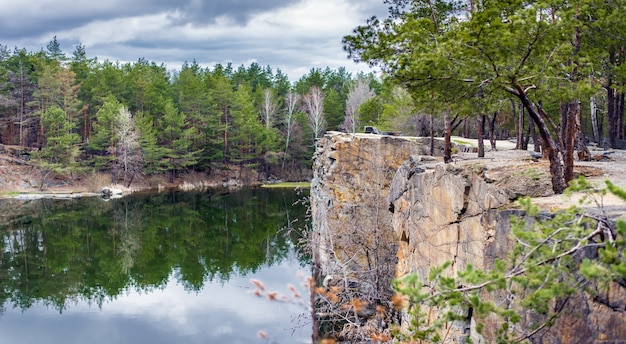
[311,132,446,281]
[310,132,448,341]
[311,132,626,343]
[389,158,511,280]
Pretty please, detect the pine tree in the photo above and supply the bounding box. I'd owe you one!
[89,96,120,169]
[36,106,81,179]
[160,100,200,182]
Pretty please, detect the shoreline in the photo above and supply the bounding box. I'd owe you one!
[1,180,313,200]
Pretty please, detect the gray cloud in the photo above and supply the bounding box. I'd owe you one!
[0,0,297,41]
[173,0,296,25]
[1,0,388,81]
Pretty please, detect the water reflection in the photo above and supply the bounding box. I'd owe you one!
[0,188,311,343]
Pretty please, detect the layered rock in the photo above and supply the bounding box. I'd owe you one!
[311,132,626,343]
[389,158,511,280]
[311,132,446,281]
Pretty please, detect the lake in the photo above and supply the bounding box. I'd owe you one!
[0,188,312,344]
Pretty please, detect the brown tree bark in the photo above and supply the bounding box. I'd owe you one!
[606,87,624,149]
[477,115,485,158]
[512,85,566,194]
[511,99,523,150]
[488,112,497,151]
[561,100,580,183]
[530,119,540,153]
[615,92,626,140]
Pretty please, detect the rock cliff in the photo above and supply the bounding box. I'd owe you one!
[311,131,626,343]
[311,132,445,279]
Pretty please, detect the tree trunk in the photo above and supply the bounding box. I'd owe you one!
[514,87,566,194]
[615,92,626,141]
[561,100,580,183]
[477,115,485,158]
[590,96,600,144]
[462,119,469,138]
[523,111,531,150]
[511,99,520,149]
[489,112,497,151]
[607,81,622,149]
[529,120,540,153]
[444,113,452,163]
[429,115,435,156]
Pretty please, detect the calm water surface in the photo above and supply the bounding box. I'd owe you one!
[0,188,311,344]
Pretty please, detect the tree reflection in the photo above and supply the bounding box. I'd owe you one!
[0,188,309,313]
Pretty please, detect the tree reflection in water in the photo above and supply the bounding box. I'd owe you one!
[0,188,310,313]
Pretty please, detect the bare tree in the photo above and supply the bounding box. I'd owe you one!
[261,88,278,129]
[283,89,299,168]
[342,78,375,133]
[590,96,600,145]
[114,106,142,187]
[304,86,326,140]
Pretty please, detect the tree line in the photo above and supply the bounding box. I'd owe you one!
[0,38,385,185]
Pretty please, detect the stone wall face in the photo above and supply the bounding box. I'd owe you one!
[311,133,443,295]
[389,159,511,280]
[311,132,626,343]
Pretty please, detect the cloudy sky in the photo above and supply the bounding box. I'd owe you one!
[1,0,388,81]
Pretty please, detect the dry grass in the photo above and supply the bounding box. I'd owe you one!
[83,172,112,192]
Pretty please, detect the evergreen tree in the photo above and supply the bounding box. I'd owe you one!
[135,111,165,175]
[69,43,96,140]
[38,106,81,176]
[172,62,212,167]
[160,100,200,182]
[229,82,265,164]
[323,88,344,131]
[46,36,65,62]
[343,0,585,192]
[206,69,233,161]
[89,96,121,169]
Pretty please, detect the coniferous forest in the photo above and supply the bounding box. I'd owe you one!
[0,39,387,186]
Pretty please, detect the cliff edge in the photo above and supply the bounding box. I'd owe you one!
[311,131,626,343]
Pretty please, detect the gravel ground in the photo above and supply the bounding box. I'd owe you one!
[450,137,626,211]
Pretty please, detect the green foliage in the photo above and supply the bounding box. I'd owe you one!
[88,96,120,168]
[393,179,626,343]
[323,88,344,130]
[159,100,201,180]
[135,111,166,174]
[358,96,384,127]
[0,42,377,179]
[38,106,82,175]
[344,0,626,191]
[229,83,266,163]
